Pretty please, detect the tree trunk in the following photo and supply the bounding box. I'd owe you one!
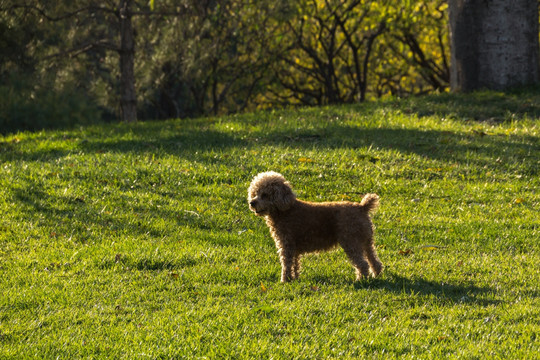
[449,0,539,92]
[119,0,137,122]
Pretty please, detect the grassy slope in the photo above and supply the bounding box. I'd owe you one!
[1,91,539,359]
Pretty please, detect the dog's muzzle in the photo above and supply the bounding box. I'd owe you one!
[249,200,266,214]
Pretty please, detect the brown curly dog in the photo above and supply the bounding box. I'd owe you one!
[248,171,383,282]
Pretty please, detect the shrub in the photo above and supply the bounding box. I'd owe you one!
[0,74,101,134]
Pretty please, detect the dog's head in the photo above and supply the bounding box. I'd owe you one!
[248,171,296,216]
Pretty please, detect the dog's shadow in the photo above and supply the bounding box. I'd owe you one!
[312,271,502,306]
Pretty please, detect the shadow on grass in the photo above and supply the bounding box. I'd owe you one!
[16,122,536,178]
[80,124,245,155]
[351,271,501,306]
[1,120,246,162]
[3,90,539,177]
[394,87,540,121]
[260,125,538,176]
[98,254,199,271]
[9,176,177,241]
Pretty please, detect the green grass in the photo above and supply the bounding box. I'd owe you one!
[1,91,539,359]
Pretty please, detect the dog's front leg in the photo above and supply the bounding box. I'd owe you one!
[292,255,301,279]
[280,251,295,282]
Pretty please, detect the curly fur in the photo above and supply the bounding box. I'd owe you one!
[248,171,383,282]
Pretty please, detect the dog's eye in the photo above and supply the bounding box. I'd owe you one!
[260,193,268,199]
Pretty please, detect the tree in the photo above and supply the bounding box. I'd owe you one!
[118,0,137,122]
[369,0,450,97]
[2,1,140,122]
[268,0,387,106]
[135,0,283,118]
[449,0,539,91]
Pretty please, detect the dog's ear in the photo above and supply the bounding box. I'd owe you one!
[275,182,296,211]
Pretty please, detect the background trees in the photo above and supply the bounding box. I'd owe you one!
[138,0,283,119]
[379,0,449,96]
[1,0,538,132]
[1,0,142,125]
[267,0,387,106]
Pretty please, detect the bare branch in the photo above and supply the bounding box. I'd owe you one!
[42,40,120,60]
[5,4,117,21]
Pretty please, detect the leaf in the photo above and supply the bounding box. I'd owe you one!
[514,198,525,204]
[298,157,313,163]
[399,249,413,256]
[260,282,267,292]
[419,245,447,251]
[148,0,155,11]
[310,285,320,292]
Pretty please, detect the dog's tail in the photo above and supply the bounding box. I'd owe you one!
[360,193,379,213]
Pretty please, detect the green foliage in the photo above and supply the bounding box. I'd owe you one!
[0,92,539,358]
[137,0,289,118]
[0,17,36,74]
[267,0,387,105]
[0,74,101,134]
[0,1,109,131]
[373,0,450,95]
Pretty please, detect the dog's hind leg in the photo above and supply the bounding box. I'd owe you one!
[340,241,371,280]
[363,240,383,277]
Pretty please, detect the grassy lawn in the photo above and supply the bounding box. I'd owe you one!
[1,91,539,359]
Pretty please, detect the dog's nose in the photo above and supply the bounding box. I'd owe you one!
[250,200,257,207]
